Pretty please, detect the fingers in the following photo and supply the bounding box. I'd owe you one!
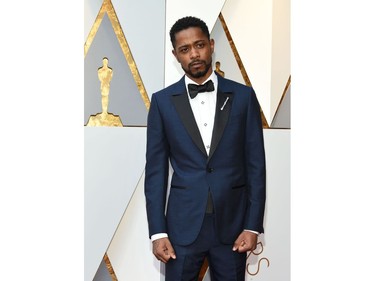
[153,238,176,263]
[232,232,258,253]
[232,238,250,253]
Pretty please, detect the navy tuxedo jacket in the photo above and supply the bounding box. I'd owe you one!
[145,72,266,246]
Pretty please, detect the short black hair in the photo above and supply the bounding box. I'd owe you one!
[169,16,210,49]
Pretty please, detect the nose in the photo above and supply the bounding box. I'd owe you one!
[190,48,199,59]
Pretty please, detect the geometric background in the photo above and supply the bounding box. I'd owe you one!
[3,1,375,281]
[84,0,290,280]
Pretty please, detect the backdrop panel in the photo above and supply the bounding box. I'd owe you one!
[107,172,161,281]
[84,127,146,281]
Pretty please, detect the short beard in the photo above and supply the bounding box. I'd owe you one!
[183,58,212,79]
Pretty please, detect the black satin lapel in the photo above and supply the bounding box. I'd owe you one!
[171,93,207,156]
[208,91,233,161]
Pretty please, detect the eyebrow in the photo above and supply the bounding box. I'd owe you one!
[177,40,206,50]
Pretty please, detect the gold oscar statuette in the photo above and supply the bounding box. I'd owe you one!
[215,61,225,78]
[86,57,123,127]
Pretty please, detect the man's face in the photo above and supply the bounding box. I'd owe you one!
[172,27,214,83]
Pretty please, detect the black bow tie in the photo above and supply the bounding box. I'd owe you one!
[187,80,215,99]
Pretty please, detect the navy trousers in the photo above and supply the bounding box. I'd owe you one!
[165,214,246,281]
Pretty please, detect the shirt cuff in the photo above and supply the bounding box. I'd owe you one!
[151,233,168,242]
[244,229,259,235]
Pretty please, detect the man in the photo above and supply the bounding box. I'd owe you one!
[145,16,266,281]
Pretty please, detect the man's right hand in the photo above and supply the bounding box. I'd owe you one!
[152,237,176,263]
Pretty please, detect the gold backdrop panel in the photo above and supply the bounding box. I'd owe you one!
[85,0,150,122]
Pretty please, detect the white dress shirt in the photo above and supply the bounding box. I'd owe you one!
[185,72,218,155]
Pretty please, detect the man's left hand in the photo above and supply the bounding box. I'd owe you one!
[232,231,258,253]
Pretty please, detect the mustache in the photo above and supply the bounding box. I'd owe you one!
[188,60,205,67]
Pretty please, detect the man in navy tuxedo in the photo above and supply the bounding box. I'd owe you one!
[145,16,266,281]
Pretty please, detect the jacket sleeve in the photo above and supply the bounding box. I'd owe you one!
[244,88,266,233]
[144,94,170,238]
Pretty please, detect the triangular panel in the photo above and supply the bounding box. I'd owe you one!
[84,0,103,41]
[270,83,290,129]
[84,127,147,281]
[107,171,161,280]
[222,0,273,124]
[92,258,113,281]
[112,0,166,99]
[211,17,246,85]
[84,14,148,126]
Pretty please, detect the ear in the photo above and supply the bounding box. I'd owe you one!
[210,39,215,54]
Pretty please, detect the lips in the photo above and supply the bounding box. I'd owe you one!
[190,61,204,68]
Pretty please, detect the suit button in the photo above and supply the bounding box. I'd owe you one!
[207,167,214,173]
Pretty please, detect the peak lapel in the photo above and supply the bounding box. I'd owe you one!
[171,92,207,156]
[208,90,233,162]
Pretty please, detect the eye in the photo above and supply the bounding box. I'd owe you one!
[196,42,205,48]
[179,47,189,53]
